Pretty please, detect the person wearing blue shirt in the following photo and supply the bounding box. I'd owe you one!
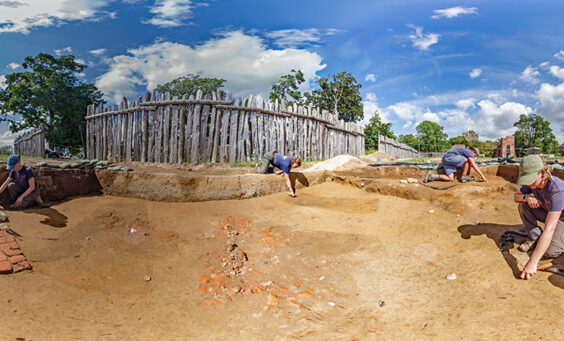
[0,154,41,209]
[424,146,487,183]
[256,151,301,197]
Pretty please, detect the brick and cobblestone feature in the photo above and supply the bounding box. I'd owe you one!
[0,229,32,274]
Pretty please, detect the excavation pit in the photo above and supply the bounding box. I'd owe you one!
[1,162,563,339]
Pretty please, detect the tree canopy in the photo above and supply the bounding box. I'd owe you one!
[269,69,305,105]
[155,74,225,98]
[0,53,102,151]
[463,130,479,145]
[416,120,448,152]
[513,113,558,155]
[364,111,395,150]
[398,134,418,149]
[305,71,363,122]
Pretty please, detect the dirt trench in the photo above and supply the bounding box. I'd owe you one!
[1,163,564,339]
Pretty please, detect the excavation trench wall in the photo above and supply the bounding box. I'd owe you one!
[1,164,562,205]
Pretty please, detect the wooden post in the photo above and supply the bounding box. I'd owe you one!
[229,98,239,162]
[207,91,218,162]
[211,90,223,163]
[191,90,203,163]
[178,94,187,163]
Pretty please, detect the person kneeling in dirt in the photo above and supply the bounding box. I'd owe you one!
[424,146,487,183]
[256,151,301,197]
[513,155,564,280]
[0,155,41,210]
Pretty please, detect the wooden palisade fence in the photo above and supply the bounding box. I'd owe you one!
[85,90,365,163]
[13,127,45,158]
[378,135,419,159]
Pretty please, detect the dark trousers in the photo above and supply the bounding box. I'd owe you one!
[256,151,279,174]
[518,203,564,258]
[8,182,39,209]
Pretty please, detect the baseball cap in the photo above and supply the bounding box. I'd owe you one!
[516,155,544,185]
[6,154,19,170]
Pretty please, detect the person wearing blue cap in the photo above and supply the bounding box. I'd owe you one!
[424,146,487,183]
[513,155,564,280]
[0,154,41,209]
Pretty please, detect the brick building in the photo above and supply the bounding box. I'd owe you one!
[493,136,516,157]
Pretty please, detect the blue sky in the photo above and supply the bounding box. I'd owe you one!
[1,0,564,147]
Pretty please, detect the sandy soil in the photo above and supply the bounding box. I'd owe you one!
[1,172,564,340]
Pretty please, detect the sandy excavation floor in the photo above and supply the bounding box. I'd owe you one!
[1,174,564,340]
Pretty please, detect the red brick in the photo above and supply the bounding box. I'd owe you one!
[3,248,22,257]
[0,237,6,244]
[0,252,6,262]
[8,241,18,249]
[0,243,9,251]
[0,230,6,238]
[0,260,12,274]
[5,235,14,242]
[8,255,25,264]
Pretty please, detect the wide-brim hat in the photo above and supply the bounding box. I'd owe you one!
[516,155,544,185]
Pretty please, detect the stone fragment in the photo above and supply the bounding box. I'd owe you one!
[144,275,151,282]
[407,178,418,184]
[33,161,47,167]
[399,180,408,184]
[328,301,336,307]
[0,260,12,274]
[60,163,71,169]
[0,211,7,222]
[446,273,457,280]
[8,255,26,264]
[429,210,434,214]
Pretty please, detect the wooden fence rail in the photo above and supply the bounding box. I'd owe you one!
[13,127,45,158]
[85,90,365,163]
[378,135,420,159]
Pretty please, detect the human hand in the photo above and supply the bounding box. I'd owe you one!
[481,175,487,182]
[526,196,541,209]
[15,197,23,207]
[520,260,538,280]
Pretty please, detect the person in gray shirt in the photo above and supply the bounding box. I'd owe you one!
[0,155,40,209]
[514,155,564,280]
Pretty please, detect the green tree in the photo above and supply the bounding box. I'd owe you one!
[364,111,395,150]
[447,135,469,147]
[463,130,479,145]
[155,74,225,98]
[513,113,558,155]
[0,53,102,151]
[305,71,363,122]
[416,120,448,152]
[269,69,305,105]
[398,134,419,149]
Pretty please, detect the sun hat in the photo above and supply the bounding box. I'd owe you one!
[516,155,544,185]
[470,146,479,156]
[6,154,19,170]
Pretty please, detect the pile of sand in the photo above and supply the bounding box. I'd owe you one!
[359,151,394,163]
[303,155,365,172]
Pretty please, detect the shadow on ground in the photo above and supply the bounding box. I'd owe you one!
[458,223,564,289]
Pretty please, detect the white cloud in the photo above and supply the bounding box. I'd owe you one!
[431,6,479,19]
[549,65,564,80]
[474,100,531,139]
[455,98,476,110]
[143,0,194,27]
[0,75,6,89]
[264,28,342,48]
[520,65,540,84]
[7,62,20,70]
[89,48,107,55]
[361,92,389,126]
[0,0,113,34]
[537,82,564,121]
[365,73,376,82]
[554,50,564,61]
[0,129,18,147]
[95,31,326,103]
[469,68,482,79]
[54,46,72,56]
[407,25,440,51]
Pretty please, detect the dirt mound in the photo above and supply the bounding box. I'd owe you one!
[303,155,365,172]
[359,151,394,163]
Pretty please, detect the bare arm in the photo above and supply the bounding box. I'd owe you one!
[283,173,295,197]
[0,176,13,194]
[469,158,487,181]
[514,191,541,208]
[521,210,562,279]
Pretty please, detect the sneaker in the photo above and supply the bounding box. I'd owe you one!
[461,175,475,183]
[518,239,535,252]
[424,171,434,183]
